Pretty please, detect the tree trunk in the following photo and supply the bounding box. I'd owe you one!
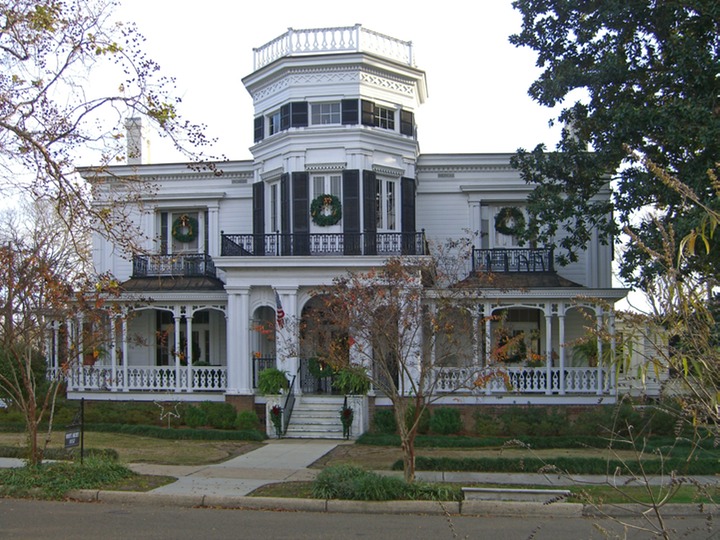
[400,432,416,483]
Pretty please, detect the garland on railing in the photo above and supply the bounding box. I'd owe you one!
[172,214,198,243]
[310,194,342,226]
[494,207,525,237]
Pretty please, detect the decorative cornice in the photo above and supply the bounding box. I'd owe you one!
[305,162,347,172]
[372,164,405,177]
[260,167,283,181]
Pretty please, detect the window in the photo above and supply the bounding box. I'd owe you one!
[269,111,281,135]
[158,210,203,254]
[312,174,342,199]
[374,106,395,130]
[311,102,341,125]
[376,179,397,230]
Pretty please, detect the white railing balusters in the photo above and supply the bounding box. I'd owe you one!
[62,365,227,393]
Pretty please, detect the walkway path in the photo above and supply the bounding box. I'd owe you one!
[128,439,341,497]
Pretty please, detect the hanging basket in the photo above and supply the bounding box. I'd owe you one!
[310,194,342,226]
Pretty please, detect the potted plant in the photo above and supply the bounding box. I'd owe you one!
[257,367,289,395]
[332,365,370,396]
[340,404,353,439]
[269,404,283,438]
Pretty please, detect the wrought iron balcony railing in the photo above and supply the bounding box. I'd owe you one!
[472,247,554,273]
[221,231,427,257]
[132,254,217,278]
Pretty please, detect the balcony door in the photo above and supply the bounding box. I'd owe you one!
[159,210,206,254]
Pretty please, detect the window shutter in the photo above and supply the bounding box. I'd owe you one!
[342,170,360,255]
[400,110,414,137]
[280,104,290,131]
[254,116,264,143]
[401,177,416,254]
[280,173,290,254]
[342,99,359,125]
[253,181,265,256]
[292,172,309,255]
[361,100,375,126]
[363,170,377,255]
[291,102,308,127]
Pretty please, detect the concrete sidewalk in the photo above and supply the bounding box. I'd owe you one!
[128,439,341,497]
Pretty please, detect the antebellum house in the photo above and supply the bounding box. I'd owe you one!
[62,25,630,438]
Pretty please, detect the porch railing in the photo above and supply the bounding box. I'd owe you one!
[472,248,554,273]
[59,365,227,393]
[434,366,610,394]
[132,254,217,279]
[221,231,427,257]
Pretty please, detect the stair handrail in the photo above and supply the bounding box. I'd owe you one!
[282,372,297,435]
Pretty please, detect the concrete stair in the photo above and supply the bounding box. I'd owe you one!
[284,395,346,439]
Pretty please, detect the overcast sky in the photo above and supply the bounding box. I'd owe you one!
[115,0,562,163]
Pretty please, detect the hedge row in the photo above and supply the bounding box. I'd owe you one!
[0,445,119,461]
[84,423,267,441]
[393,456,719,476]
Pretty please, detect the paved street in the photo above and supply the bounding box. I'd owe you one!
[2,498,717,539]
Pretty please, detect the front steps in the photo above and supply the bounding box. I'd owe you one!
[284,395,346,439]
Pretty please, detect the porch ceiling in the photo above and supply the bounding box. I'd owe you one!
[121,276,226,292]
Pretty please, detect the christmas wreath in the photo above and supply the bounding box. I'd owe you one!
[494,207,525,237]
[310,194,342,226]
[172,214,198,243]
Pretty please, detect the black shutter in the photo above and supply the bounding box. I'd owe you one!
[280,173,290,255]
[400,110,414,137]
[401,177,416,254]
[342,170,360,255]
[280,104,290,131]
[361,100,375,126]
[291,102,308,127]
[342,99,359,125]
[292,172,309,255]
[253,182,265,256]
[363,170,377,255]
[254,116,264,143]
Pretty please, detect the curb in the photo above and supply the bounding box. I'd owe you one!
[65,489,720,518]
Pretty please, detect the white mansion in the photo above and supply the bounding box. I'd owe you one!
[65,26,631,437]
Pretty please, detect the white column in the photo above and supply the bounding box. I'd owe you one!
[185,307,193,391]
[174,310,182,393]
[276,288,299,388]
[207,204,220,257]
[596,311,604,396]
[484,304,492,395]
[609,311,616,393]
[226,287,252,395]
[558,310,566,395]
[110,314,118,392]
[121,315,129,392]
[545,311,553,395]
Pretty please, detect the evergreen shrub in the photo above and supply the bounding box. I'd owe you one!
[429,407,462,435]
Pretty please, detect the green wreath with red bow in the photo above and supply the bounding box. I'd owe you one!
[172,214,198,243]
[310,194,342,226]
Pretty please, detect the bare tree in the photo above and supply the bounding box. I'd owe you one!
[0,0,219,254]
[0,199,117,465]
[307,257,483,482]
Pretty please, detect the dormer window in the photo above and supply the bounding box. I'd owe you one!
[311,102,341,125]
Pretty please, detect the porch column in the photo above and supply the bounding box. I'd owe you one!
[110,314,118,392]
[558,308,566,395]
[225,287,252,395]
[275,288,298,391]
[185,308,193,391]
[545,311,553,395]
[77,313,84,368]
[121,314,129,392]
[66,318,78,389]
[173,310,182,393]
[484,304,492,396]
[609,311,616,393]
[596,311,604,396]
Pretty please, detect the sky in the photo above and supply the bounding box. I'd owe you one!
[114,0,563,163]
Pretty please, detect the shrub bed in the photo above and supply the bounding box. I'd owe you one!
[84,423,266,441]
[394,456,719,476]
[312,464,462,501]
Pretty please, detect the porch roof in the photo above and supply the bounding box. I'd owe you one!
[456,271,583,289]
[120,276,226,292]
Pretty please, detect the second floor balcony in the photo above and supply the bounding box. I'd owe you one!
[132,254,217,279]
[221,231,427,257]
[472,247,554,273]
